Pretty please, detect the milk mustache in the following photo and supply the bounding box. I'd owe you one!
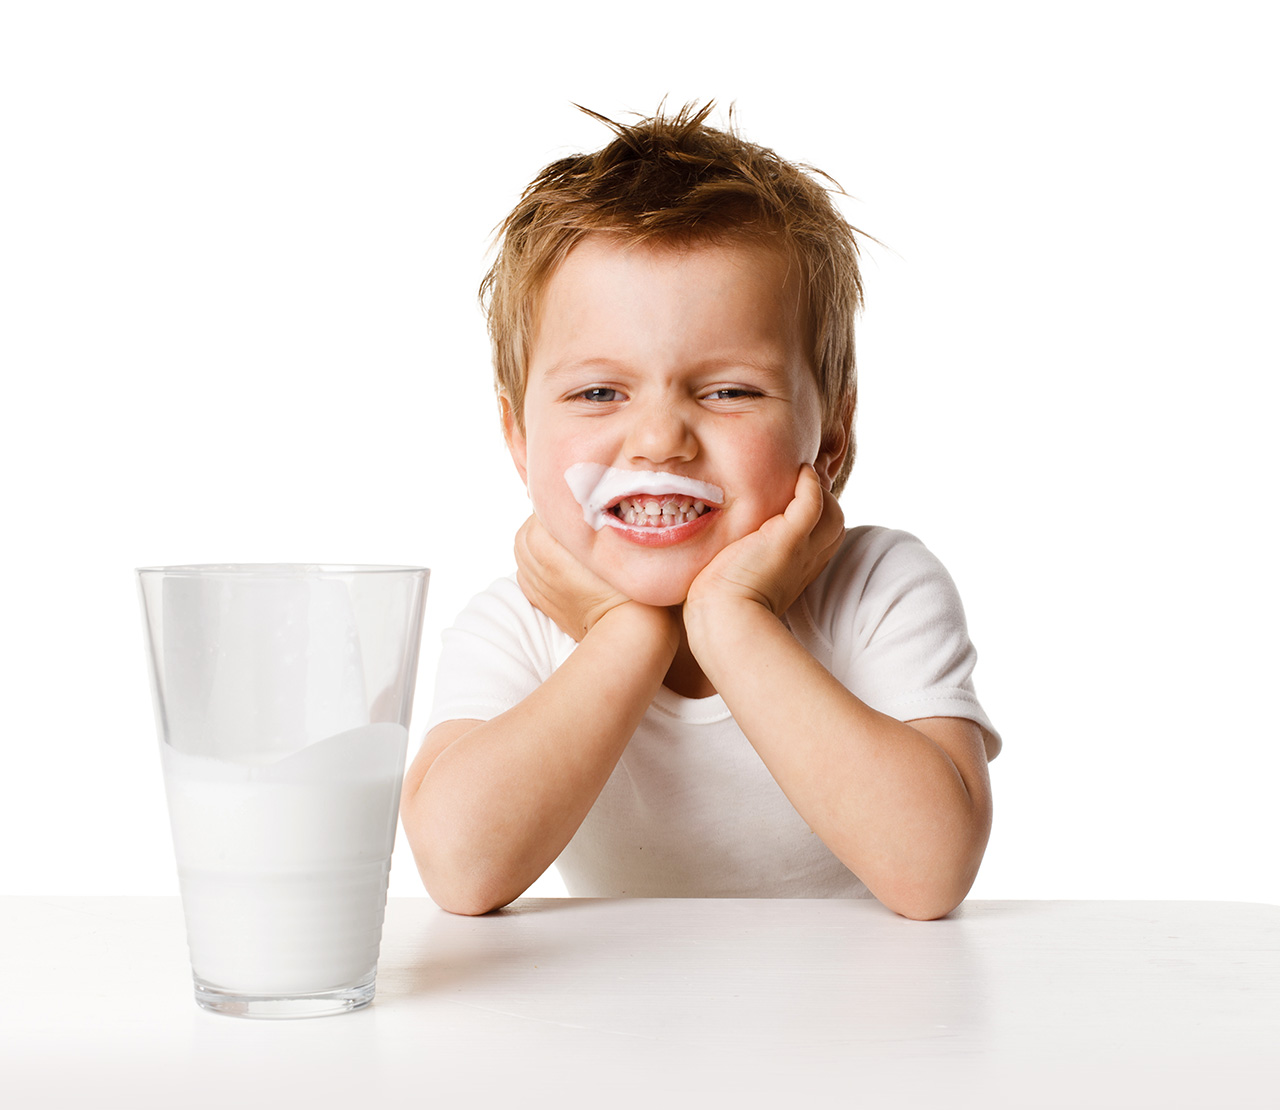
[565,463,724,530]
[161,722,407,995]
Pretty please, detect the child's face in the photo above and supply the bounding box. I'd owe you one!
[504,233,839,608]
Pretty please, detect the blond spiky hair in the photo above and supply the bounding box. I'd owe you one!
[480,102,865,494]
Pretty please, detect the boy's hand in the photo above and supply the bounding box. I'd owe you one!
[685,464,845,619]
[515,514,657,642]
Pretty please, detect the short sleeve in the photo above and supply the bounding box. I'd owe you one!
[424,575,576,732]
[793,527,1001,758]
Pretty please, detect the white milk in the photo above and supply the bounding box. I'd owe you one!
[161,722,408,996]
[564,462,724,531]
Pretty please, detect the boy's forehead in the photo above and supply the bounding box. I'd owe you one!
[533,232,804,330]
[526,233,808,369]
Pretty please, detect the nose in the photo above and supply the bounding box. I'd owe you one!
[624,394,698,467]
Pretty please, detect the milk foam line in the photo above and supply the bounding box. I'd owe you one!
[564,463,725,531]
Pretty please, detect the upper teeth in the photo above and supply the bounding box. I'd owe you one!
[613,497,709,527]
[565,463,725,531]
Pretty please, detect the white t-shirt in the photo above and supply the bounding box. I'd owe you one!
[426,526,999,899]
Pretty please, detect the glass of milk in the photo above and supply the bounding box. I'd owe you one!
[137,564,428,1018]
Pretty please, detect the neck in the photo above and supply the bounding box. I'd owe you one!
[662,616,716,699]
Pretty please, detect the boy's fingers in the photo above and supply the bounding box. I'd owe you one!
[816,485,845,547]
[517,514,565,572]
[782,464,827,536]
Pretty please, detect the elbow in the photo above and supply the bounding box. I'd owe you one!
[889,889,969,921]
[432,887,512,917]
[878,876,973,921]
[425,860,521,917]
[872,845,986,922]
[400,803,522,916]
[430,864,529,915]
[411,852,520,916]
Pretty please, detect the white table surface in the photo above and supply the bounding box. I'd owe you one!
[3,896,1277,1108]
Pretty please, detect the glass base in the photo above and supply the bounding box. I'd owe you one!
[193,970,376,1019]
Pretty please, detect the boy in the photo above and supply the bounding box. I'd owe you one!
[402,103,999,920]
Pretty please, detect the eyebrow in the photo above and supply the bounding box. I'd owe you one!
[535,358,628,383]
[536,354,793,383]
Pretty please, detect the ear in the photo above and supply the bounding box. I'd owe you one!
[814,419,850,492]
[499,393,529,487]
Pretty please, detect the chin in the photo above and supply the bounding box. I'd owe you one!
[626,583,691,608]
[602,566,697,609]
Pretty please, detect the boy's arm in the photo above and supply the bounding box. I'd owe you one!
[400,516,678,916]
[683,467,992,921]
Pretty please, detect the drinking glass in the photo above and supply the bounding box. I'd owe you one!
[137,564,428,1018]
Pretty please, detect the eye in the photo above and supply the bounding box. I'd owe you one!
[575,387,621,403]
[704,387,760,401]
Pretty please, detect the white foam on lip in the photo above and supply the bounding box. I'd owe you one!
[564,463,724,531]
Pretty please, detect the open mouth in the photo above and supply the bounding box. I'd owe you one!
[608,495,714,528]
[564,463,725,534]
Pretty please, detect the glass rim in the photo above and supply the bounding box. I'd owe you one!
[136,563,429,578]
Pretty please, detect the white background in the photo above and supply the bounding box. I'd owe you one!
[3,1,1276,904]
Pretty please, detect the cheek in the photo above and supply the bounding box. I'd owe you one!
[526,458,573,525]
[735,429,813,513]
[523,437,596,547]
[521,423,565,506]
